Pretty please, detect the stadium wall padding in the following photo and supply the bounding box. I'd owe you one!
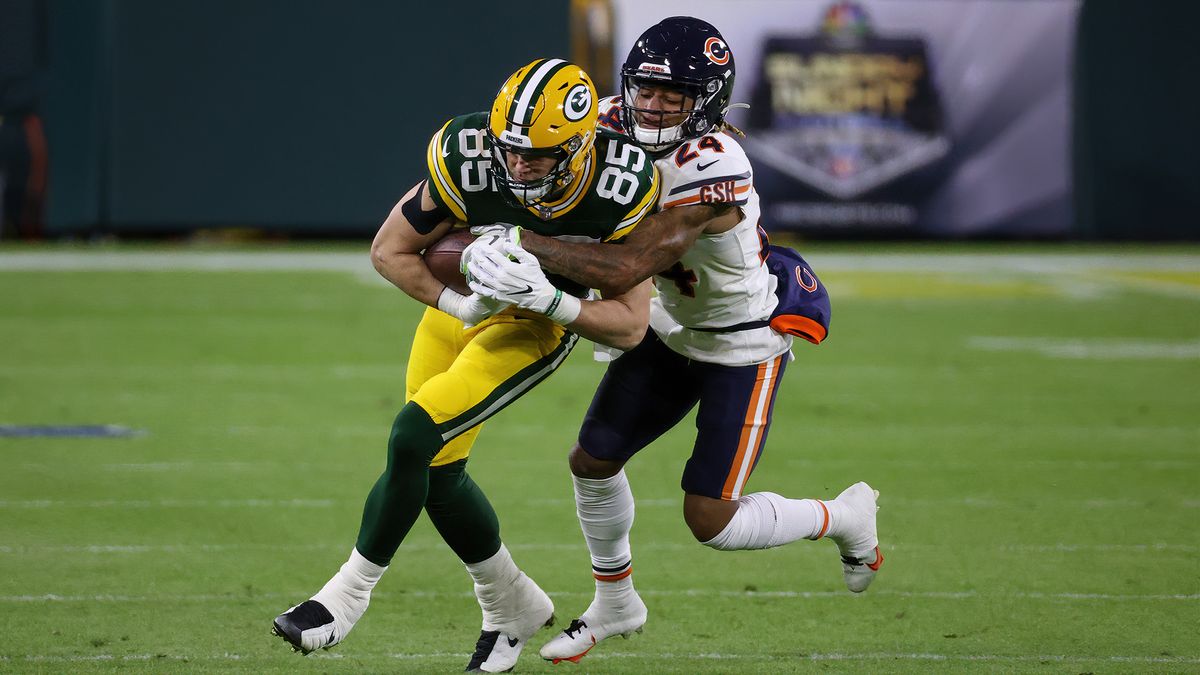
[44,0,569,235]
[1072,0,1200,240]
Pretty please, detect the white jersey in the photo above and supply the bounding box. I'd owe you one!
[598,97,793,367]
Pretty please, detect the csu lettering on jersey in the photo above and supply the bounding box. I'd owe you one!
[699,180,738,204]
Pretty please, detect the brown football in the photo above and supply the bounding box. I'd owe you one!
[423,228,475,295]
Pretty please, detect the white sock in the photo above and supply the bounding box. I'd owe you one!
[574,471,635,578]
[312,548,387,625]
[464,544,522,630]
[819,495,878,562]
[573,471,637,607]
[702,492,825,551]
[820,497,855,543]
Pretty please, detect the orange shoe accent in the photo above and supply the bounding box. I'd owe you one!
[552,636,596,664]
[867,546,884,571]
[815,500,830,539]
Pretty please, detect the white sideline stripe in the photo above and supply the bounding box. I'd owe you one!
[0,499,333,509]
[2,250,1197,273]
[785,457,1200,469]
[2,541,1194,555]
[3,590,1195,603]
[970,336,1200,360]
[2,651,1198,665]
[0,251,375,272]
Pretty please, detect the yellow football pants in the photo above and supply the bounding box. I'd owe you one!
[406,307,578,466]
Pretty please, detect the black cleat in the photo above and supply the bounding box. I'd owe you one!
[465,630,505,672]
[272,600,337,655]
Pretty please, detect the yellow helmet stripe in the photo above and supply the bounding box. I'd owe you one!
[507,58,568,134]
[605,164,661,241]
[425,121,467,221]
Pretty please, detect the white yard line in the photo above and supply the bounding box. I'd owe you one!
[1,651,1197,665]
[2,250,1197,272]
[2,590,1195,603]
[4,496,1193,510]
[2,541,1194,555]
[969,336,1200,360]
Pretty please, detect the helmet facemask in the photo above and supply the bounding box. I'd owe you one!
[488,131,584,208]
[621,75,720,153]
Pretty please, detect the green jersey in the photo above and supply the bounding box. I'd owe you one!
[425,112,660,242]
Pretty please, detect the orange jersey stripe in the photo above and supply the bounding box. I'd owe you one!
[720,361,767,499]
[662,194,703,209]
[720,354,782,499]
[661,183,751,209]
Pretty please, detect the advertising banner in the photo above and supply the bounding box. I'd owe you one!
[607,0,1080,237]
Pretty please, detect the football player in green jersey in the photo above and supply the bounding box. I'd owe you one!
[270,59,660,673]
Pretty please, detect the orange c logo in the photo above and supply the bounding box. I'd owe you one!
[796,266,818,292]
[704,37,730,66]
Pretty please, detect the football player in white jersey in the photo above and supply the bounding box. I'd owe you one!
[467,17,884,664]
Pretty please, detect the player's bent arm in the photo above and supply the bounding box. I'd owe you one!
[519,204,723,297]
[563,279,652,351]
[370,181,456,307]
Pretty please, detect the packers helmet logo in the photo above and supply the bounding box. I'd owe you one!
[703,37,730,65]
[563,84,592,122]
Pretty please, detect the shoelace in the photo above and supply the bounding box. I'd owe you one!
[564,619,588,639]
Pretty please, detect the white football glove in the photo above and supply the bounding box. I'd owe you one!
[460,223,522,275]
[436,288,509,327]
[466,242,581,325]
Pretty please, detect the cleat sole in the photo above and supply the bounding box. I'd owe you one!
[271,617,314,655]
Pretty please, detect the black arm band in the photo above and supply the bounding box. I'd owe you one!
[401,180,452,234]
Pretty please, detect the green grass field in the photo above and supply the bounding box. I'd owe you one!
[1,245,1198,673]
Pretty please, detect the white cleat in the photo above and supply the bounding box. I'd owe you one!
[828,481,883,593]
[539,593,647,664]
[466,572,556,673]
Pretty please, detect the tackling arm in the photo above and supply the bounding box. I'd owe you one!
[519,204,727,297]
[563,280,652,351]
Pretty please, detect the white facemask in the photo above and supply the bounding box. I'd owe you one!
[632,122,686,151]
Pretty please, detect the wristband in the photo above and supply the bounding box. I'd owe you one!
[436,287,468,320]
[544,289,581,325]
